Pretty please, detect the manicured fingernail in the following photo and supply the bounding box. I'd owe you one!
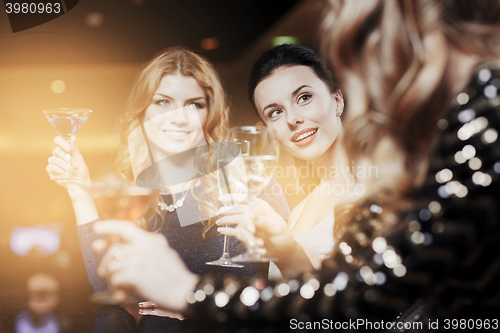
[138,302,145,308]
[217,227,222,233]
[215,219,221,225]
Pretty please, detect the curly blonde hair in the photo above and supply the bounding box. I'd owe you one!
[322,0,500,237]
[114,46,229,232]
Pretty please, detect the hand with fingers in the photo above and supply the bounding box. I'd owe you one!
[93,221,198,313]
[138,301,185,319]
[46,136,90,191]
[46,135,99,225]
[216,197,308,274]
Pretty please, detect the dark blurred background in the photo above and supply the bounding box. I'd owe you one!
[0,0,324,330]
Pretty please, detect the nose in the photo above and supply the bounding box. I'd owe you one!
[168,107,188,126]
[286,108,303,129]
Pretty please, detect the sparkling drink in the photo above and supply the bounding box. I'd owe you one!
[243,155,277,197]
[225,126,279,263]
[89,181,157,305]
[92,186,156,222]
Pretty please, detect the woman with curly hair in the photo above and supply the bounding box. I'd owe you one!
[46,46,289,296]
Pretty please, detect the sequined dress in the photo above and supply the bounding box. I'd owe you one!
[185,62,500,330]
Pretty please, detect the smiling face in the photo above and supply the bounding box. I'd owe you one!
[254,65,343,161]
[143,73,208,158]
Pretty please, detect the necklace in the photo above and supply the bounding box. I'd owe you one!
[159,192,188,212]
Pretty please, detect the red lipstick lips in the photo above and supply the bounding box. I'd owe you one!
[291,128,318,146]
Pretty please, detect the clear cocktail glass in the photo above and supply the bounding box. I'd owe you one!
[42,108,92,182]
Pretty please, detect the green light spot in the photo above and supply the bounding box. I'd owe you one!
[271,36,300,47]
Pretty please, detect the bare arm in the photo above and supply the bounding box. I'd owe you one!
[46,136,99,225]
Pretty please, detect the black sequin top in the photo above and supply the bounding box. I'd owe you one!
[184,62,500,330]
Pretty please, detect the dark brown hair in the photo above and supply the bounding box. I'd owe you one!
[248,44,340,118]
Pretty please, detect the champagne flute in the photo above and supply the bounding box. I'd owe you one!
[206,142,247,268]
[227,126,279,263]
[43,108,91,182]
[89,179,157,304]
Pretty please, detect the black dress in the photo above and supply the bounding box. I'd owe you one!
[184,62,500,331]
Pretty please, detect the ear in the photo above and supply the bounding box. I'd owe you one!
[333,90,344,117]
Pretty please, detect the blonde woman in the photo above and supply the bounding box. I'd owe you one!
[46,46,290,295]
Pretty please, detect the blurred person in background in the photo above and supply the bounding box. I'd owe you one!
[14,273,60,333]
[93,0,500,330]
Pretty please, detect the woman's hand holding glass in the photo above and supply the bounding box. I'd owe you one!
[216,197,311,275]
[46,136,90,191]
[46,136,99,225]
[138,301,184,319]
[93,221,198,313]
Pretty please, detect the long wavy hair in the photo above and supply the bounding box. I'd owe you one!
[114,46,229,232]
[322,0,500,237]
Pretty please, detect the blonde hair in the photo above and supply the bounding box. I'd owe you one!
[322,0,500,237]
[114,46,229,232]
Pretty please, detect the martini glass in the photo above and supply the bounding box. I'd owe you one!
[206,141,248,268]
[43,108,92,182]
[89,179,157,304]
[228,126,279,263]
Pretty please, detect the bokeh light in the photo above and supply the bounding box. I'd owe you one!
[271,36,299,47]
[200,37,220,51]
[85,12,104,28]
[50,80,66,94]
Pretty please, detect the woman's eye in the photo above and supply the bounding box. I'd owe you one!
[187,102,204,110]
[298,93,312,104]
[268,109,283,120]
[156,100,169,106]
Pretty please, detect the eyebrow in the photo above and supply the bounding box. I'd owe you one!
[154,93,171,99]
[292,85,311,96]
[154,94,206,102]
[261,85,312,113]
[186,97,206,103]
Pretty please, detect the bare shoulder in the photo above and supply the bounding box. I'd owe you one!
[287,197,309,228]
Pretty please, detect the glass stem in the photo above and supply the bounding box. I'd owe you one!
[221,234,231,258]
[64,136,72,175]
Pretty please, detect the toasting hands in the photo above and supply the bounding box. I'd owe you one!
[216,196,312,275]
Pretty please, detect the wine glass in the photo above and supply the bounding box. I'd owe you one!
[89,179,157,304]
[43,108,92,182]
[227,126,279,263]
[206,141,247,268]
